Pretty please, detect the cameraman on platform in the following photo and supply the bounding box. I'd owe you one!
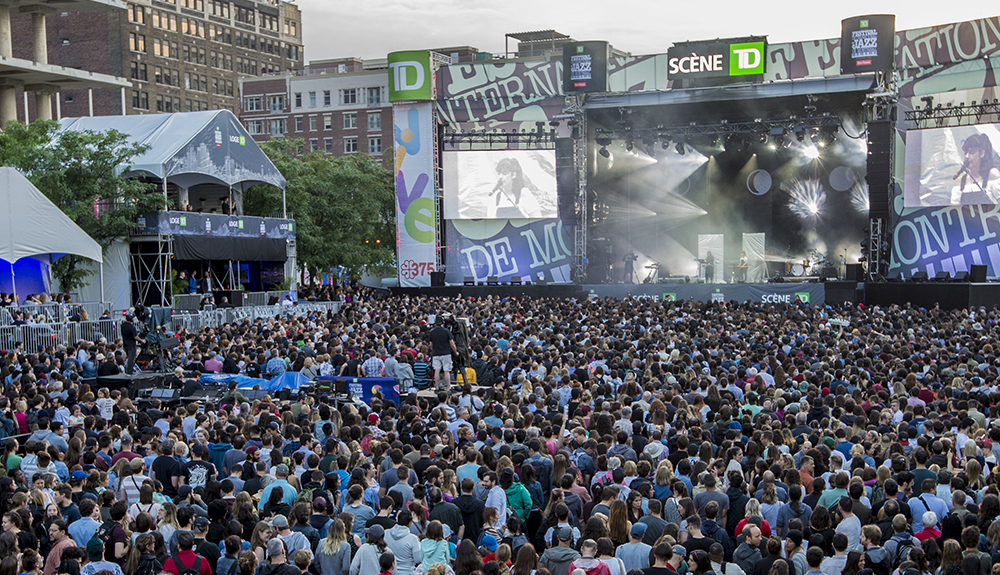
[121,314,146,375]
[429,316,458,391]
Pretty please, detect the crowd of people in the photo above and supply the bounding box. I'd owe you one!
[0,287,997,575]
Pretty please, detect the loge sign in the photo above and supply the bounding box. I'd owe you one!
[840,15,896,74]
[388,50,432,101]
[667,37,766,82]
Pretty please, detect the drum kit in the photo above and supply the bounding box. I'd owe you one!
[785,251,830,278]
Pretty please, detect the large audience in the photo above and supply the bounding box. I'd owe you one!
[0,287,997,575]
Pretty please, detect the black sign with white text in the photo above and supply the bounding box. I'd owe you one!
[562,41,609,92]
[841,14,896,73]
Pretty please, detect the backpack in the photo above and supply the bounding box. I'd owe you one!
[704,521,734,562]
[91,520,118,556]
[866,549,891,575]
[295,486,317,504]
[136,556,163,575]
[890,538,915,570]
[172,554,203,575]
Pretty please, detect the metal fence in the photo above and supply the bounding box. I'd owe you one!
[0,302,115,325]
[168,301,340,332]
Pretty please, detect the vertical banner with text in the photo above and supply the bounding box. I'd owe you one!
[393,102,436,287]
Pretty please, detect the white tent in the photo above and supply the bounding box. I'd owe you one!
[0,167,104,298]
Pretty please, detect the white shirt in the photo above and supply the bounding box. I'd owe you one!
[485,485,508,531]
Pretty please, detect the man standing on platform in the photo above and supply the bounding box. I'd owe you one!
[429,319,457,391]
[121,314,145,375]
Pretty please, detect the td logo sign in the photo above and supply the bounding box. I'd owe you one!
[729,42,765,76]
[388,51,432,102]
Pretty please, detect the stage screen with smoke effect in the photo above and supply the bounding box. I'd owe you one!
[443,150,558,219]
[904,123,1000,207]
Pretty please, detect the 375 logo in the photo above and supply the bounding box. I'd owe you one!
[400,260,434,280]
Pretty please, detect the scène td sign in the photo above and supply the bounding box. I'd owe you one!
[388,51,432,102]
[667,37,766,82]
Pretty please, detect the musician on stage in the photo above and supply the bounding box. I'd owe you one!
[737,251,748,283]
[705,251,715,283]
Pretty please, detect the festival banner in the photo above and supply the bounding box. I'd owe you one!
[584,282,826,305]
[393,102,437,287]
[444,219,574,284]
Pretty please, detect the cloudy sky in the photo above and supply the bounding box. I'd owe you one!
[293,1,997,62]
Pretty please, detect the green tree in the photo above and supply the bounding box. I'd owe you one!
[0,121,163,291]
[244,139,396,278]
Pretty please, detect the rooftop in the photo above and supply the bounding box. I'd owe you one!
[14,0,126,12]
[0,55,131,90]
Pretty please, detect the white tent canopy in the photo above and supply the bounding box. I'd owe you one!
[0,167,102,264]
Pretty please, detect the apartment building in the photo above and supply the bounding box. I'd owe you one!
[239,58,392,165]
[10,0,304,118]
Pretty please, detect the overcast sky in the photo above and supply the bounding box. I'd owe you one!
[293,2,998,62]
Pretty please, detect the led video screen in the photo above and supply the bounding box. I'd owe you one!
[904,123,1000,207]
[443,150,558,219]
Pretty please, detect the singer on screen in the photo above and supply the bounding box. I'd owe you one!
[951,133,1000,205]
[489,157,545,218]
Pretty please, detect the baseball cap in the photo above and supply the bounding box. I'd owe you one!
[176,485,192,499]
[269,515,289,529]
[130,458,145,471]
[481,534,498,552]
[86,538,104,561]
[557,527,574,542]
[365,524,385,538]
[246,446,258,456]
[313,497,327,512]
[631,523,648,537]
[192,442,205,456]
[193,517,210,531]
[673,545,687,558]
[71,470,87,482]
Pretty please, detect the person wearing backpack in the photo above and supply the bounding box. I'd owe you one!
[883,514,919,572]
[861,525,891,575]
[260,539,302,575]
[164,531,211,575]
[215,536,242,575]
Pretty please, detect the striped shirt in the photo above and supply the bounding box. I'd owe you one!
[413,361,429,386]
[119,473,150,505]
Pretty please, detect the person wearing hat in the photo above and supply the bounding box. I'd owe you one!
[615,522,652,572]
[118,457,151,506]
[258,539,299,575]
[81,536,125,575]
[121,313,145,375]
[350,524,388,575]
[192,516,221,573]
[258,464,296,512]
[270,514,311,560]
[539,527,582,575]
[183,442,217,490]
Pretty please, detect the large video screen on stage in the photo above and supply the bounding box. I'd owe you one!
[904,123,1000,207]
[443,150,558,219]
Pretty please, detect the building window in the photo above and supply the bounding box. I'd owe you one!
[323,90,331,106]
[128,4,146,24]
[245,96,262,112]
[270,119,285,137]
[367,113,381,131]
[295,117,303,132]
[246,119,264,135]
[343,112,357,129]
[129,33,146,52]
[367,87,382,106]
[269,95,284,112]
[368,137,382,155]
[294,93,302,108]
[309,116,317,131]
[310,139,318,153]
[324,138,333,153]
[309,92,316,107]
[344,137,357,154]
[340,89,357,105]
[155,94,164,112]
[323,115,332,130]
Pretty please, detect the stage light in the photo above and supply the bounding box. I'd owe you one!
[625,140,634,152]
[768,127,785,150]
[595,135,612,147]
[675,142,686,155]
[599,147,610,158]
[803,146,820,160]
[794,125,805,142]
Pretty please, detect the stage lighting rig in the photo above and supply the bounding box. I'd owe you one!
[793,125,805,142]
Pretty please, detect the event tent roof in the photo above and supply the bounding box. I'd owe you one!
[58,110,286,191]
[0,167,102,264]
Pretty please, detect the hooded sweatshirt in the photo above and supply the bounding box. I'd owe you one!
[420,538,451,570]
[349,543,382,575]
[454,494,485,544]
[569,556,612,575]
[209,442,233,475]
[733,542,762,575]
[385,525,422,575]
[540,546,582,575]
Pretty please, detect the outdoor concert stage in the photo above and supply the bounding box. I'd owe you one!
[391,281,1000,309]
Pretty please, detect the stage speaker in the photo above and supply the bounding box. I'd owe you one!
[845,264,863,281]
[158,337,180,349]
[935,271,951,282]
[556,138,578,224]
[463,276,475,286]
[912,271,928,282]
[430,272,445,287]
[971,265,988,282]
[866,120,894,221]
[510,276,522,286]
[953,271,970,282]
[487,276,499,286]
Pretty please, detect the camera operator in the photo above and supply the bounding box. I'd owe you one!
[121,314,146,375]
[429,316,458,391]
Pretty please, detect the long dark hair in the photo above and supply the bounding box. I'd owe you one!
[964,133,997,181]
[454,540,484,575]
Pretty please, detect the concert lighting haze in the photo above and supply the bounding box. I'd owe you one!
[295,1,996,61]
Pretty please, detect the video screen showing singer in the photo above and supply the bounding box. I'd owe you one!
[951,134,1000,205]
[490,157,545,219]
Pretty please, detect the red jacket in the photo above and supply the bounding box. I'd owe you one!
[164,551,213,575]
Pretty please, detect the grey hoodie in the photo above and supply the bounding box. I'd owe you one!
[540,546,582,575]
[386,525,422,575]
[734,542,762,575]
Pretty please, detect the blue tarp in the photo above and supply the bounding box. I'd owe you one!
[199,372,307,391]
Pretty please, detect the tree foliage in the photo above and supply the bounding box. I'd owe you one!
[244,139,396,278]
[0,121,163,291]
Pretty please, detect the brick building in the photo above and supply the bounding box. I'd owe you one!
[239,57,393,165]
[0,0,129,125]
[11,0,304,119]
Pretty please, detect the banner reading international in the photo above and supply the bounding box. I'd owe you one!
[393,102,436,287]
